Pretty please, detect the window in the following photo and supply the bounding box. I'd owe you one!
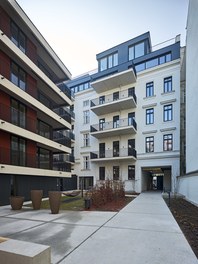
[128,87,135,97]
[83,100,89,107]
[11,21,26,53]
[37,120,51,139]
[11,99,26,128]
[99,52,118,71]
[163,134,173,151]
[11,62,26,91]
[113,166,119,180]
[146,108,154,124]
[129,42,145,60]
[71,82,90,94]
[83,110,90,124]
[99,143,105,158]
[146,82,154,97]
[11,136,26,166]
[83,133,90,147]
[164,104,173,121]
[135,53,172,73]
[113,115,119,128]
[128,165,135,180]
[83,156,90,170]
[37,148,50,169]
[99,167,105,181]
[113,141,119,157]
[99,118,105,130]
[128,112,135,126]
[99,96,105,105]
[164,77,172,93]
[146,136,154,153]
[113,92,119,101]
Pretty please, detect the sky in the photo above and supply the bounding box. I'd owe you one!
[17,0,189,78]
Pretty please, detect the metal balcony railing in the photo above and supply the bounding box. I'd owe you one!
[90,88,137,107]
[90,118,137,132]
[0,103,72,148]
[90,148,137,159]
[0,147,72,172]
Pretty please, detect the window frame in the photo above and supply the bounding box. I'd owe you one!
[164,76,172,93]
[146,108,154,125]
[113,166,119,180]
[163,104,173,122]
[11,61,26,91]
[83,133,90,147]
[163,134,173,151]
[99,167,105,181]
[11,135,26,166]
[145,136,154,153]
[128,165,135,180]
[83,156,90,170]
[146,82,154,97]
[83,110,90,124]
[11,20,26,53]
[99,52,118,72]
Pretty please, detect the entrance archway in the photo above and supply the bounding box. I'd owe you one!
[141,167,171,191]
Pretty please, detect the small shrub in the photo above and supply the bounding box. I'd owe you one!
[90,180,125,208]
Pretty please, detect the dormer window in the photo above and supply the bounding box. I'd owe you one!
[99,52,118,71]
[129,42,145,60]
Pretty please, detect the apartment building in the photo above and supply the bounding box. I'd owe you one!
[66,32,181,193]
[0,0,73,205]
[177,0,198,205]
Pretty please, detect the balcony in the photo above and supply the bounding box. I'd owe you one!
[90,118,137,139]
[0,148,72,170]
[90,88,137,115]
[90,148,136,162]
[91,62,136,93]
[0,30,71,106]
[0,77,71,130]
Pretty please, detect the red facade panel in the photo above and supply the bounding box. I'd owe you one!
[0,7,10,37]
[0,90,10,122]
[27,74,37,99]
[26,107,37,133]
[0,130,10,164]
[0,50,10,79]
[27,39,37,63]
[26,140,37,168]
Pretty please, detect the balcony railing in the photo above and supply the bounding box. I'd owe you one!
[0,147,72,172]
[90,148,137,160]
[90,88,137,107]
[0,103,72,148]
[90,118,137,132]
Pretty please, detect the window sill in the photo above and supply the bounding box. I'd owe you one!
[143,95,156,100]
[161,90,175,95]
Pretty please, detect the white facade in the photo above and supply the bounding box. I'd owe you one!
[72,49,181,193]
[135,60,180,192]
[177,0,198,205]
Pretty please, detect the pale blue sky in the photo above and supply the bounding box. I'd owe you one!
[17,0,189,77]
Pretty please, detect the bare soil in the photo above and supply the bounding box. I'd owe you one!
[164,198,198,258]
[89,196,134,212]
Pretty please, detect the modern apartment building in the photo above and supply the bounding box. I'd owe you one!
[177,0,198,205]
[0,0,73,205]
[66,32,181,193]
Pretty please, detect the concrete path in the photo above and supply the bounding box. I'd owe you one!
[0,192,197,264]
